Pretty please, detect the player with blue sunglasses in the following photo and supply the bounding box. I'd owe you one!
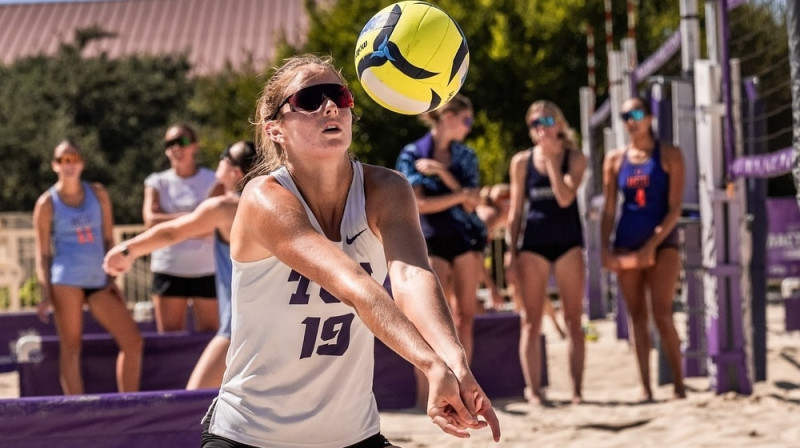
[601,96,687,402]
[506,100,587,406]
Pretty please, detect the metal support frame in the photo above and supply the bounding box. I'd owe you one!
[694,58,752,394]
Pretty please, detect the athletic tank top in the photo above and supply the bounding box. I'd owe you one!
[144,167,216,276]
[396,132,485,242]
[209,161,386,448]
[614,141,674,250]
[213,231,233,338]
[521,150,584,247]
[49,182,107,288]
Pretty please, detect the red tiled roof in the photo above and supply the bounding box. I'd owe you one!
[0,0,309,75]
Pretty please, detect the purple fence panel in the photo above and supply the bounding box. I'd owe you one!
[766,197,800,278]
[18,331,213,396]
[0,310,158,373]
[0,389,215,448]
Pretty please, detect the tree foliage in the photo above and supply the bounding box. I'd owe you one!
[0,30,194,223]
[0,1,792,223]
[278,0,676,185]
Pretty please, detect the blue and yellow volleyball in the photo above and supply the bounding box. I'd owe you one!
[354,1,469,115]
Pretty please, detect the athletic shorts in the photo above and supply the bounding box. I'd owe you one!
[82,287,104,298]
[614,227,680,253]
[426,234,479,263]
[201,402,393,448]
[520,243,583,263]
[151,273,216,298]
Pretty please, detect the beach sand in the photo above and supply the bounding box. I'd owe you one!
[378,302,800,447]
[1,302,798,447]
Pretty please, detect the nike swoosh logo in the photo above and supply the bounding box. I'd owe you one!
[346,229,367,245]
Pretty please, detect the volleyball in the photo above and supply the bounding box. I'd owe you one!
[354,1,469,115]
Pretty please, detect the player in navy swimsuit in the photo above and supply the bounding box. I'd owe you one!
[600,97,686,401]
[506,100,587,404]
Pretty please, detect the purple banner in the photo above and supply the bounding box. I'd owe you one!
[767,197,800,278]
[730,147,795,178]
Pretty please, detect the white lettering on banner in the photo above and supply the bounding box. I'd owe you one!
[767,232,800,251]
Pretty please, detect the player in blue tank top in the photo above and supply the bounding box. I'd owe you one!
[33,140,143,395]
[506,100,587,405]
[600,97,686,401]
[105,141,257,390]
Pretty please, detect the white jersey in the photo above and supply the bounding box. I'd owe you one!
[209,161,388,448]
[144,167,217,276]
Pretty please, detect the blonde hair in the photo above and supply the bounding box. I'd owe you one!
[248,54,349,180]
[525,100,578,149]
[418,94,472,128]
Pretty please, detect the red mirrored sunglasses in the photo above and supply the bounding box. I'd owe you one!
[269,83,354,120]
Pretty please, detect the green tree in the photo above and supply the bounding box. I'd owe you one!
[188,58,263,158]
[0,29,194,223]
[280,0,653,185]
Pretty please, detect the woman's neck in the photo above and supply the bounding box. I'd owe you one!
[173,162,198,178]
[537,139,563,154]
[430,128,452,153]
[629,133,654,152]
[56,177,82,194]
[287,156,352,202]
[287,157,353,240]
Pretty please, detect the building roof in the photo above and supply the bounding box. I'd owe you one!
[0,0,309,75]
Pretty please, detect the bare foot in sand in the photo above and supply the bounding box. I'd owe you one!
[672,388,687,400]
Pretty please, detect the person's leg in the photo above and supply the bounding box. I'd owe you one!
[50,285,86,395]
[191,298,221,332]
[187,336,231,390]
[504,251,523,313]
[553,247,586,403]
[152,294,189,332]
[616,269,652,401]
[187,274,220,332]
[451,250,482,362]
[88,289,143,392]
[645,247,686,398]
[515,251,550,404]
[543,296,566,339]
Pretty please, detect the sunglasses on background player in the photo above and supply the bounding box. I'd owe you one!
[529,116,556,129]
[164,135,194,149]
[269,83,354,120]
[620,109,647,122]
[219,145,241,167]
[54,153,83,165]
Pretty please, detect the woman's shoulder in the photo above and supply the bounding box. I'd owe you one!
[658,141,683,158]
[35,187,54,208]
[656,142,684,173]
[510,148,532,166]
[87,181,107,194]
[363,163,408,187]
[567,147,587,162]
